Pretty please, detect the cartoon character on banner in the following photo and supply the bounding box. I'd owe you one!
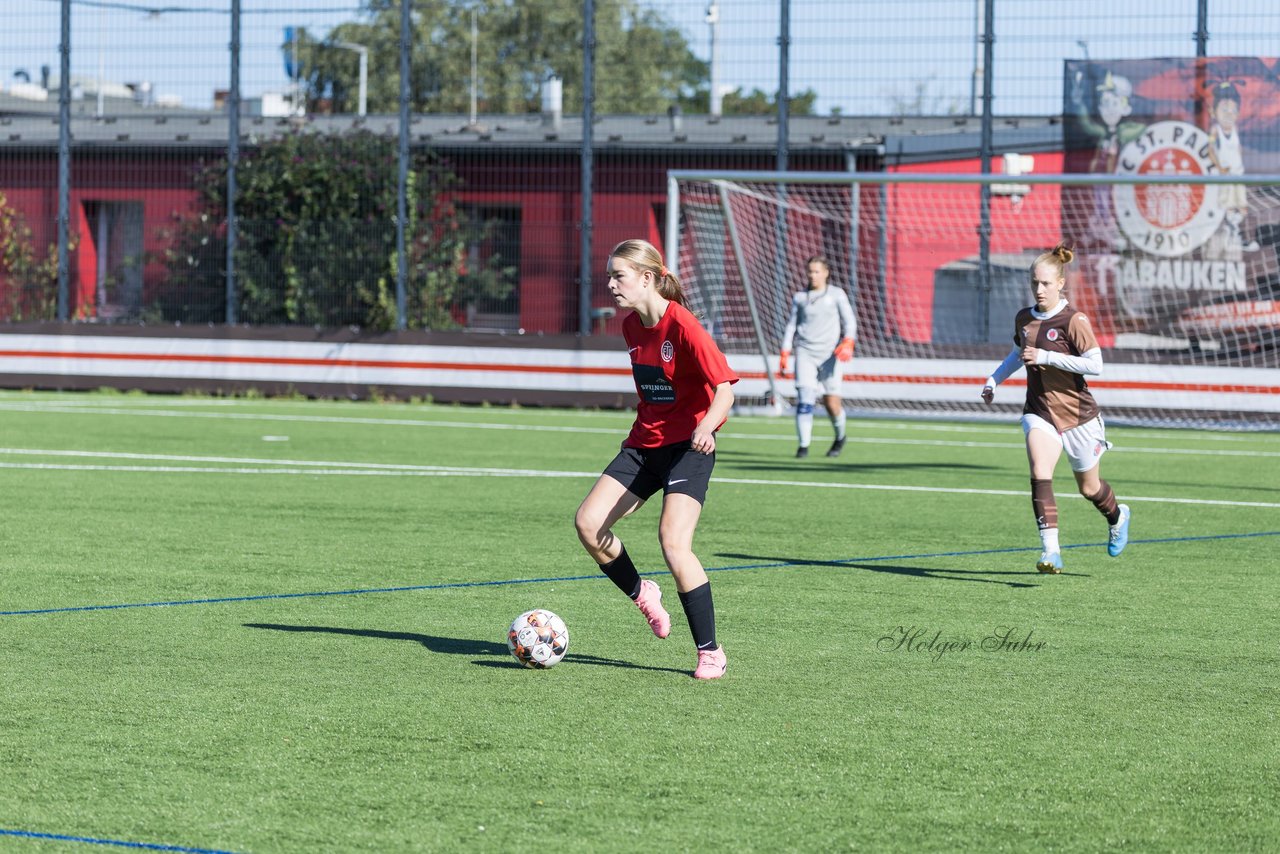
[1071,70,1145,252]
[1204,79,1261,259]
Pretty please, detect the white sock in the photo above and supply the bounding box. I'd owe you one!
[831,408,846,440]
[797,412,814,447]
[1040,527,1060,554]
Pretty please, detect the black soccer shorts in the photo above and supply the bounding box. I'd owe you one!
[602,440,716,504]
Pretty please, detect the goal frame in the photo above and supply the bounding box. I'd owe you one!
[665,168,1280,429]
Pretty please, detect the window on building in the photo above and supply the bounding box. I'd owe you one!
[84,200,144,321]
[458,205,521,331]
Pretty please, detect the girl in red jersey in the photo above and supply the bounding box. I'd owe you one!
[574,239,738,679]
[981,244,1130,574]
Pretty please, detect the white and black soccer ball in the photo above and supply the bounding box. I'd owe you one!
[506,609,569,669]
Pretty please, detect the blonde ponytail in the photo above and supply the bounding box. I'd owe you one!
[611,239,689,307]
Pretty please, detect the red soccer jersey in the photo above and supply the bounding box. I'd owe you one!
[623,301,739,448]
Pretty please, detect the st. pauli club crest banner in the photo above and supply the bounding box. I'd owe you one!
[1062,57,1280,349]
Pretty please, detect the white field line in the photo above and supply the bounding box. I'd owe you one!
[0,394,629,418]
[0,402,620,434]
[1,448,1277,509]
[3,395,1270,442]
[1,402,1278,458]
[0,447,596,476]
[0,463,589,478]
[853,421,1272,443]
[0,397,248,407]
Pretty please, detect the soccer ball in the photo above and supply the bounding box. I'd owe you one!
[506,609,569,669]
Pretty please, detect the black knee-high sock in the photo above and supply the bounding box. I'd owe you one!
[678,582,717,650]
[599,544,642,600]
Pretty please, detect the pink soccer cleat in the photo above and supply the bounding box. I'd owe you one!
[693,645,727,680]
[634,579,671,639]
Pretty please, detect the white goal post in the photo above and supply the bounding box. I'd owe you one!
[666,169,1280,430]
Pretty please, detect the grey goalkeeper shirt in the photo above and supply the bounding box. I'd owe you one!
[781,287,856,358]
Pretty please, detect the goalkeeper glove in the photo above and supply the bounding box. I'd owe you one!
[834,338,855,362]
[779,350,790,376]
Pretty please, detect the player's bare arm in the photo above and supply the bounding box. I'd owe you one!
[691,381,735,454]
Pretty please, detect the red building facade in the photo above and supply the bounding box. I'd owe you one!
[0,112,1060,337]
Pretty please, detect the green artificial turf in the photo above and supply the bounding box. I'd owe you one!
[0,391,1276,852]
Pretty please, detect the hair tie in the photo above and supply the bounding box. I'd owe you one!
[659,266,670,279]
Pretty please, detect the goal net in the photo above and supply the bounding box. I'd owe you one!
[667,169,1280,430]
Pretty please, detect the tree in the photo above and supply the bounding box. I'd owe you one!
[289,0,811,117]
[290,2,824,118]
[159,131,514,330]
[885,74,966,117]
[719,87,818,116]
[0,190,61,321]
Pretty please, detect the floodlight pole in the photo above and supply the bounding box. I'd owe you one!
[332,40,368,116]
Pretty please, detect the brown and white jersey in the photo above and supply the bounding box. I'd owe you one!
[1014,303,1100,431]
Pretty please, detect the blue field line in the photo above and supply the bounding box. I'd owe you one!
[3,530,1277,618]
[697,529,1280,572]
[0,827,238,853]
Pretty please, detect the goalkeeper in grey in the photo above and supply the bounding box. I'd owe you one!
[779,255,857,458]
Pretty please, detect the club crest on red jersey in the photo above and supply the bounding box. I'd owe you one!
[661,340,674,362]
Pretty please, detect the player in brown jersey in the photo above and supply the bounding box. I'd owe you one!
[980,244,1131,573]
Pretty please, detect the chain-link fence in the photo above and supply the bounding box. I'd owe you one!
[3,0,1279,334]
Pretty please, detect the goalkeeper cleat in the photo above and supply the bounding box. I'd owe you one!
[1036,551,1063,574]
[1108,504,1131,557]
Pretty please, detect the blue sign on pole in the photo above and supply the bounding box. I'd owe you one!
[283,26,296,78]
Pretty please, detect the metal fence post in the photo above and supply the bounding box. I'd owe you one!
[777,0,789,173]
[977,0,994,342]
[396,0,411,329]
[56,0,71,321]
[579,0,595,336]
[226,0,240,325]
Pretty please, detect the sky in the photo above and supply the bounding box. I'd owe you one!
[6,0,1279,116]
